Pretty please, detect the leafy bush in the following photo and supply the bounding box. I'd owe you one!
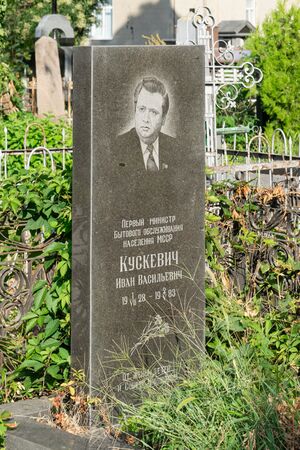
[205,286,299,375]
[0,162,72,400]
[0,62,24,111]
[205,181,300,301]
[246,1,300,134]
[0,112,72,150]
[216,86,257,129]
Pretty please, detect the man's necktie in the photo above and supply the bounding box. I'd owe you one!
[146,144,158,171]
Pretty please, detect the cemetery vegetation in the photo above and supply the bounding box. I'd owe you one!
[246,0,300,136]
[216,88,258,132]
[0,1,105,114]
[0,151,298,447]
[0,161,72,402]
[0,0,104,73]
[117,181,299,449]
[119,318,299,449]
[0,64,24,113]
[217,1,300,151]
[0,112,72,151]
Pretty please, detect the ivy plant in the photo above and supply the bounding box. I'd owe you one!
[0,161,72,399]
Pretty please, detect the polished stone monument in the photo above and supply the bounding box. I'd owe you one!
[72,46,205,396]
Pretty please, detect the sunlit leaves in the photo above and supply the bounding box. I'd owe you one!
[0,162,72,394]
[246,1,300,133]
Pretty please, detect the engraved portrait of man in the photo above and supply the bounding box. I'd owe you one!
[115,76,177,172]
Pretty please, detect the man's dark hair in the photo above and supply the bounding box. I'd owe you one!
[134,76,169,118]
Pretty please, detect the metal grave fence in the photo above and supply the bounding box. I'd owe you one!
[0,6,299,344]
[176,6,300,187]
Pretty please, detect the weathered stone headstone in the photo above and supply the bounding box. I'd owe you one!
[35,14,75,82]
[35,36,65,117]
[72,46,205,397]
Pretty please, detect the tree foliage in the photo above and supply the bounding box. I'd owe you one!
[246,1,300,134]
[0,0,103,72]
[0,162,72,400]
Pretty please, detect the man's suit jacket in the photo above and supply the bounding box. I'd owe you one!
[114,128,177,172]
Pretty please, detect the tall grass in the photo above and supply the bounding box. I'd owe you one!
[112,289,299,449]
[121,357,291,449]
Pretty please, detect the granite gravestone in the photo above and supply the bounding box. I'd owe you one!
[72,46,205,396]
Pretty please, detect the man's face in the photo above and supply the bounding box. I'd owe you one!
[135,88,165,144]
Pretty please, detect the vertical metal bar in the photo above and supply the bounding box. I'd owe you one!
[224,137,228,165]
[267,136,272,187]
[289,136,293,179]
[52,0,57,14]
[4,126,8,178]
[24,126,27,169]
[0,127,4,180]
[258,128,262,153]
[284,134,288,157]
[62,128,66,170]
[245,132,249,182]
[22,230,31,277]
[43,128,47,167]
[246,136,251,183]
[31,77,37,115]
[67,81,72,119]
[205,16,218,177]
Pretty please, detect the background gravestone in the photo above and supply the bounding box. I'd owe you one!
[35,14,75,83]
[72,45,205,397]
[35,36,65,117]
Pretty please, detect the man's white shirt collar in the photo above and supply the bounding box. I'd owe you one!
[140,138,159,170]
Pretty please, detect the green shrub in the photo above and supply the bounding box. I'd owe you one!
[0,163,72,400]
[0,112,72,150]
[205,181,300,301]
[246,1,300,134]
[0,62,24,111]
